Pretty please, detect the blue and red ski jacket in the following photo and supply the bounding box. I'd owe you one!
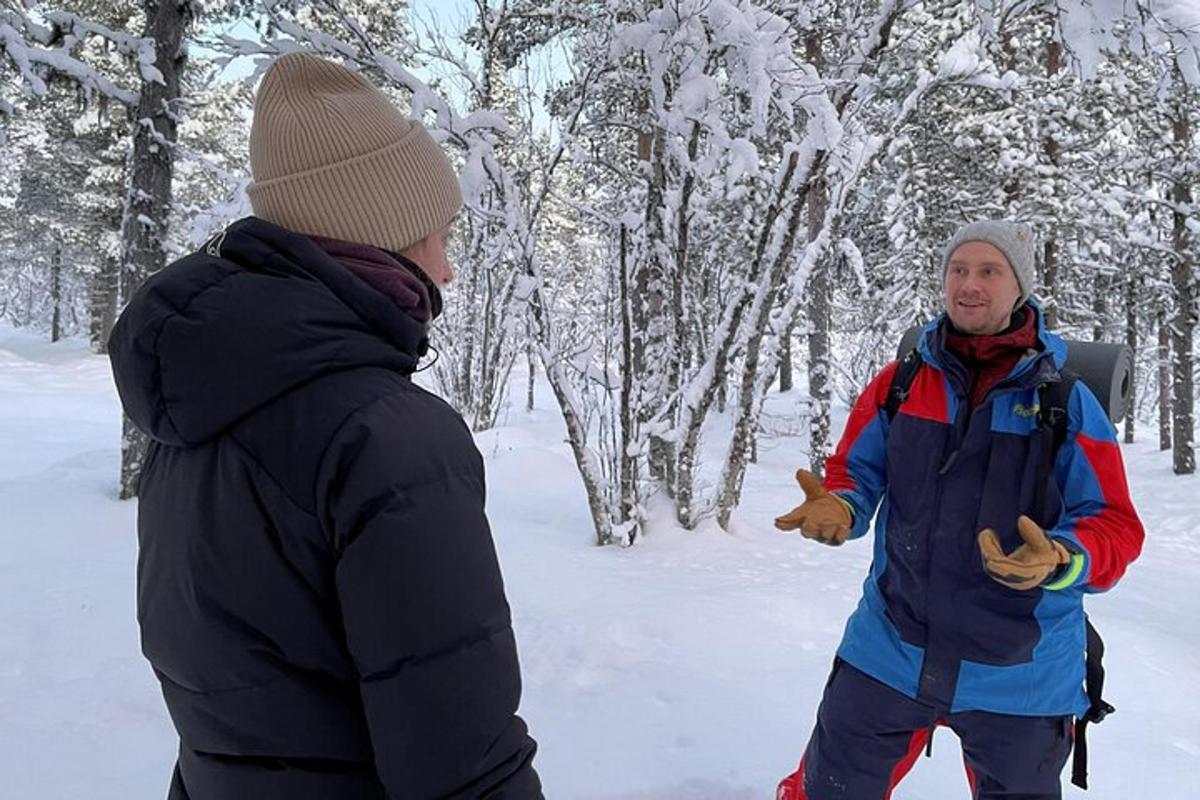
[825,302,1144,716]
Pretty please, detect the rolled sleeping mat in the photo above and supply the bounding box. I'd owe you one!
[1060,339,1134,425]
[895,325,1133,424]
[897,325,923,363]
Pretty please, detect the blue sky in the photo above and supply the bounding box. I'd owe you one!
[411,0,474,19]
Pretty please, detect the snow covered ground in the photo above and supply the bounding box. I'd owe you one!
[2,325,1197,799]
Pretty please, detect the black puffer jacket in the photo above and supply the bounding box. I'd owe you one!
[108,217,541,800]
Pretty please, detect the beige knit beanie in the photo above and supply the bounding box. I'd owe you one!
[247,52,462,253]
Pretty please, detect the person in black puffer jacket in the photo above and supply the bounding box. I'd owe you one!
[108,52,542,800]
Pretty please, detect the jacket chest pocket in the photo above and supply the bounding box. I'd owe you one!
[974,424,1060,541]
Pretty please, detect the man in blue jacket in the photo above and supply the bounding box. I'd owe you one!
[773,220,1143,800]
[109,53,541,799]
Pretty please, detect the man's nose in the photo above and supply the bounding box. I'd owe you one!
[958,274,984,294]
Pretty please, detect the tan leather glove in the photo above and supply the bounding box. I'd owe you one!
[977,515,1071,591]
[774,469,852,546]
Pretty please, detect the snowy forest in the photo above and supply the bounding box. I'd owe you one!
[3,0,1198,546]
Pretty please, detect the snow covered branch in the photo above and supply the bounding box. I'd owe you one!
[0,8,141,106]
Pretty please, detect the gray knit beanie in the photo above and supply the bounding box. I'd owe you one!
[942,220,1036,305]
[247,52,462,253]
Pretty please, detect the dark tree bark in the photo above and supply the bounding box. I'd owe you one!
[1093,272,1108,342]
[89,254,119,354]
[1042,239,1059,331]
[119,0,192,500]
[1158,305,1172,452]
[1041,37,1062,331]
[1170,100,1195,475]
[803,33,832,478]
[806,177,831,477]
[619,223,639,543]
[50,240,63,343]
[779,321,794,393]
[1124,272,1138,444]
[526,324,535,412]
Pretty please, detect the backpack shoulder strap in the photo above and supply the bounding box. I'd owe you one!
[884,349,923,422]
[1034,368,1115,790]
[1037,367,1078,455]
[1033,368,1077,521]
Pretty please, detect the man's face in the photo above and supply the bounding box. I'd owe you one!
[400,226,455,288]
[944,241,1023,335]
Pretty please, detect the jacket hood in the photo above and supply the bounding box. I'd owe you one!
[108,217,429,447]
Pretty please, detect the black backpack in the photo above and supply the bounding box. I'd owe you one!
[885,349,1114,790]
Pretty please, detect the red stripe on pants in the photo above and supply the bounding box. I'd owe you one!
[883,727,932,800]
[777,726,934,800]
[776,756,807,800]
[963,754,978,799]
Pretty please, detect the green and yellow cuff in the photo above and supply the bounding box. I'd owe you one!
[832,493,856,525]
[1043,551,1086,591]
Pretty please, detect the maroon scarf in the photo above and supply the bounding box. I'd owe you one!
[945,307,1039,408]
[308,235,436,324]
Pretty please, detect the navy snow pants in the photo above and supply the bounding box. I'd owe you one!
[778,659,1074,800]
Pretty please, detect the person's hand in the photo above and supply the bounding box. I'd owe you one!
[977,515,1070,591]
[774,469,852,546]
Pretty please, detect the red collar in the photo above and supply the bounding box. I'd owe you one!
[944,308,1039,406]
[945,307,1038,367]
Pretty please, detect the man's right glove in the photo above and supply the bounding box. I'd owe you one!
[774,469,852,546]
[977,515,1071,591]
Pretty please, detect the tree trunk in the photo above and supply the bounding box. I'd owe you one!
[640,125,673,486]
[1040,37,1061,331]
[24,265,34,327]
[1158,305,1172,451]
[50,240,63,343]
[779,321,794,392]
[474,267,497,430]
[1124,272,1137,444]
[1092,271,1107,342]
[655,124,701,498]
[526,330,535,412]
[89,254,119,354]
[806,176,831,477]
[803,32,832,478]
[455,229,479,417]
[1170,100,1195,475]
[118,0,191,500]
[1042,240,1059,330]
[619,224,639,542]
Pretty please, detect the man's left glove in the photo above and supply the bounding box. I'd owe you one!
[977,515,1071,591]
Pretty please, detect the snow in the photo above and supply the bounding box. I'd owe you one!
[610,22,656,58]
[459,146,489,205]
[937,31,982,78]
[2,324,1199,798]
[726,138,759,185]
[0,18,139,106]
[1054,0,1200,86]
[674,76,719,116]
